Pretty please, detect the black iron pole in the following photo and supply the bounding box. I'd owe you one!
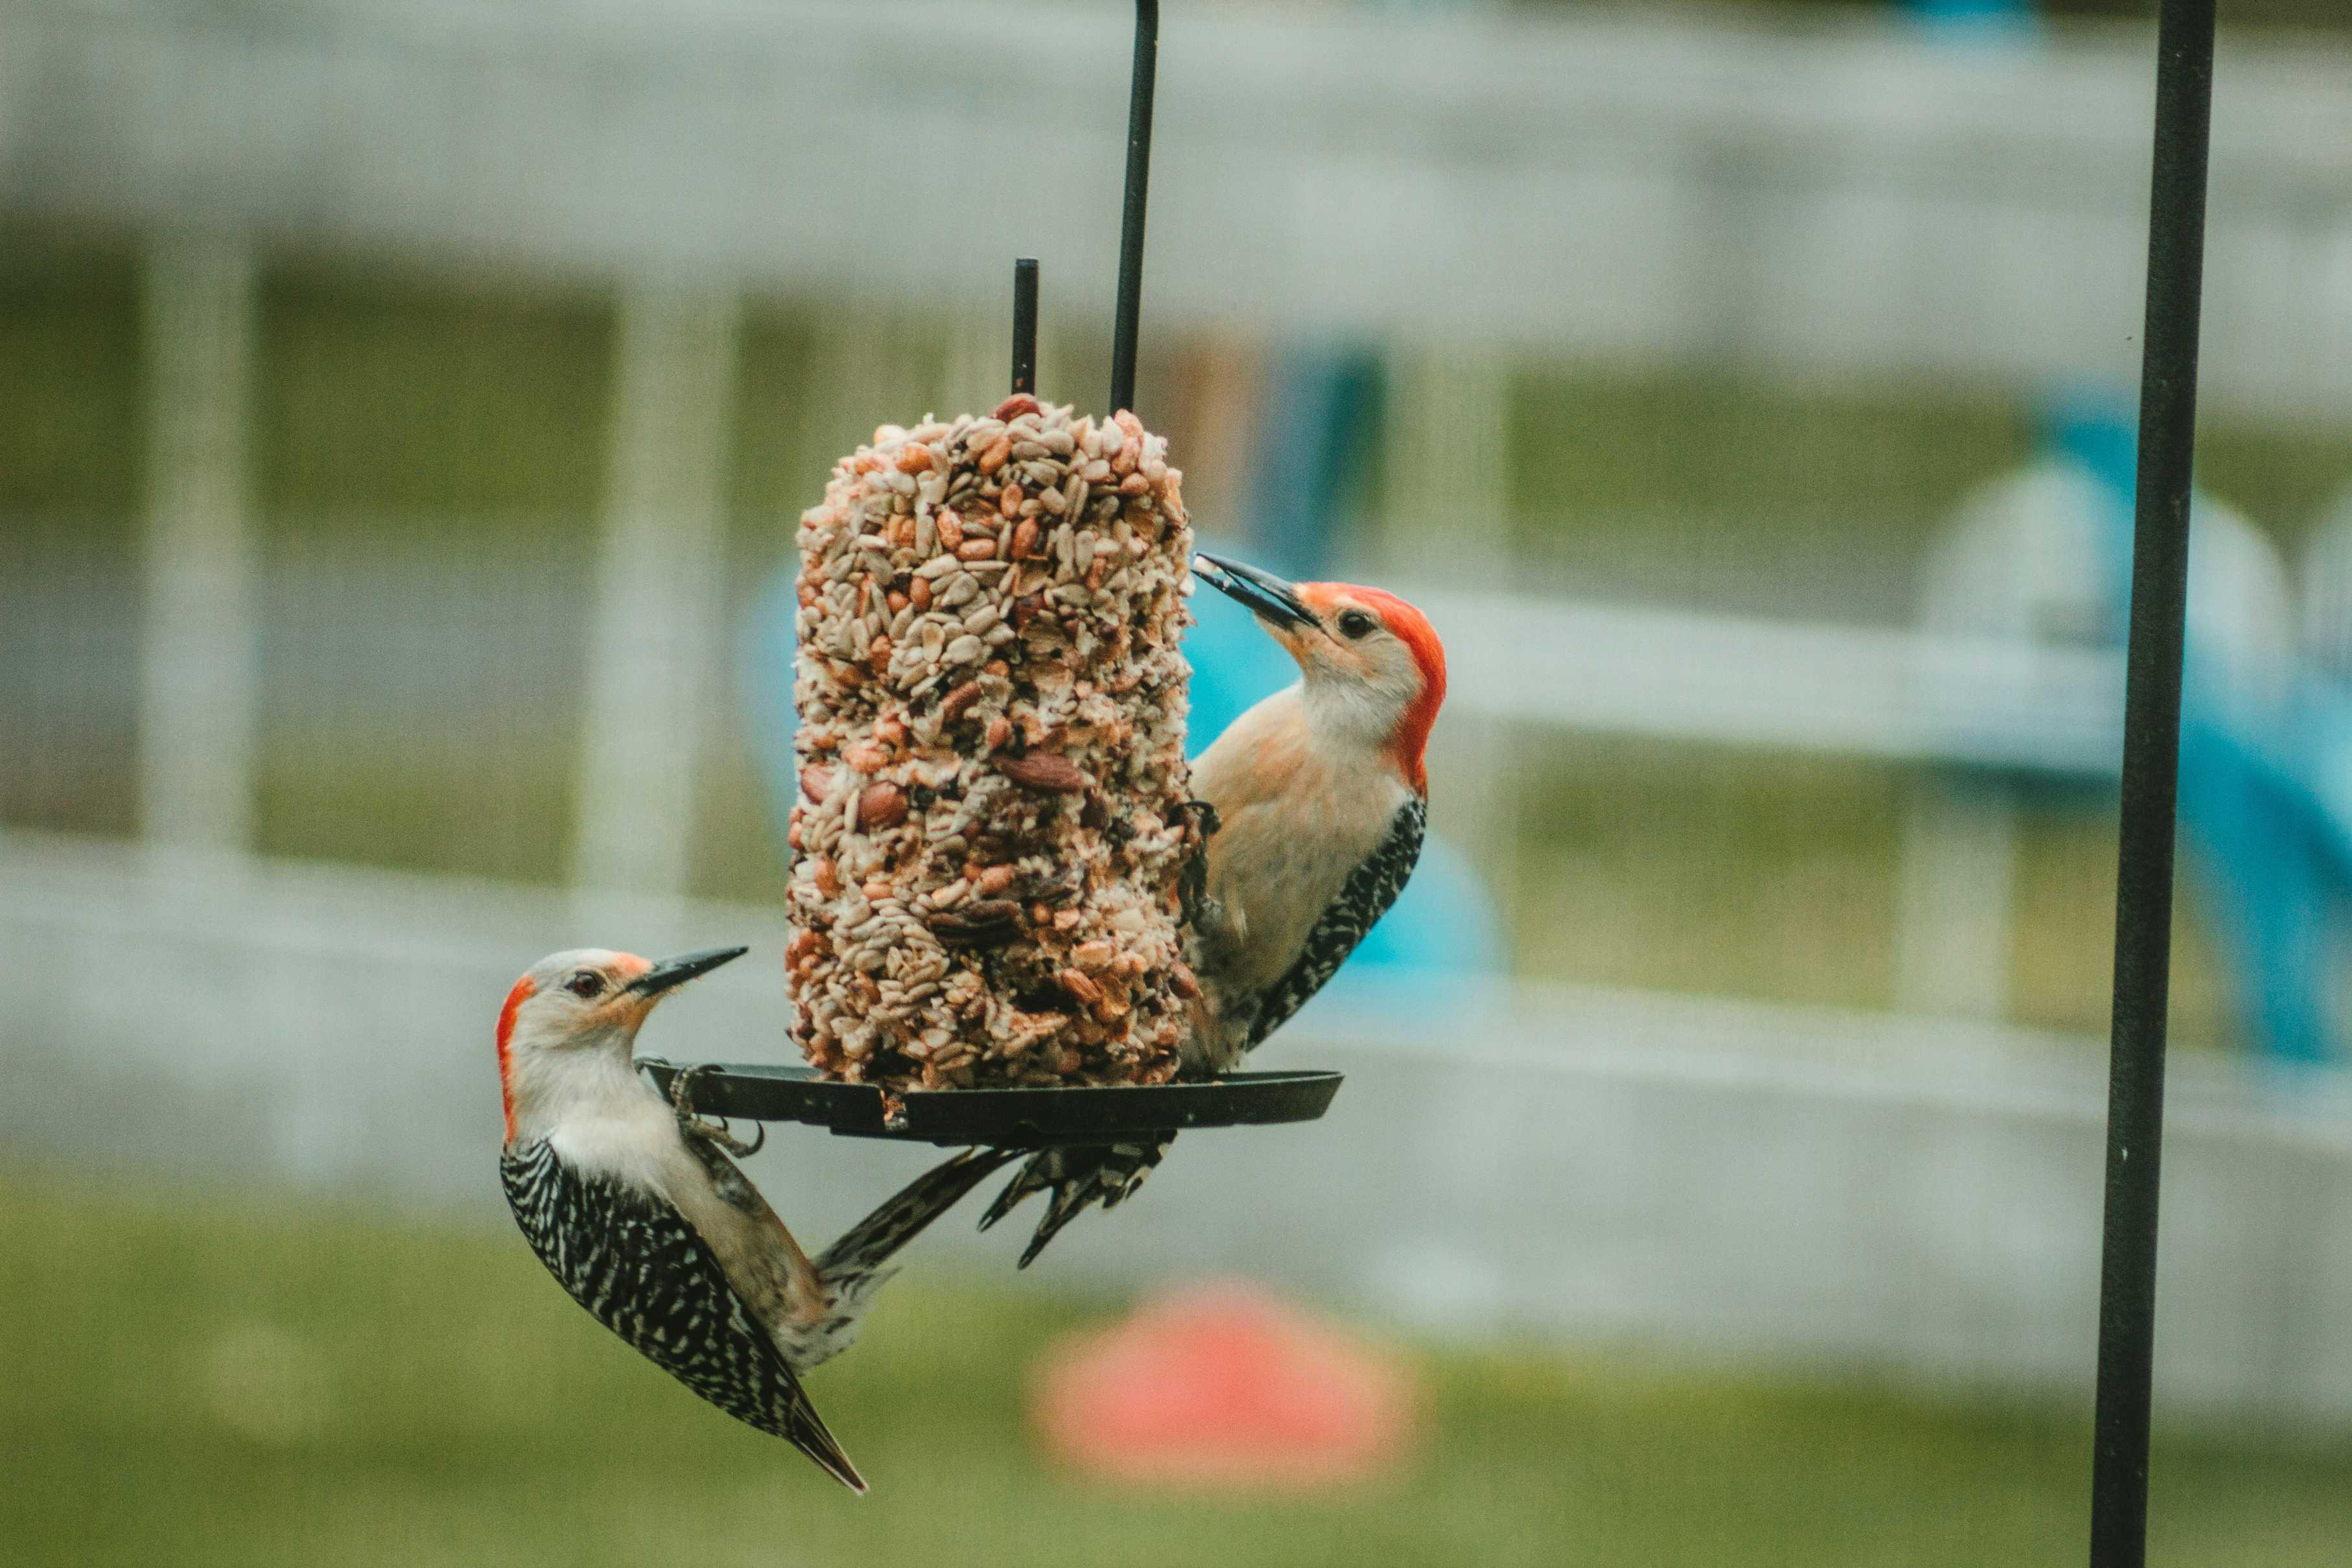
[1012,257,1039,395]
[1109,0,1158,417]
[2088,0,2217,1563]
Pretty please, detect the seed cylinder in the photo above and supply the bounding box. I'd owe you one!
[786,396,1203,1090]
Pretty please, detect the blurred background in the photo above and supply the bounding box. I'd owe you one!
[6,0,2352,1562]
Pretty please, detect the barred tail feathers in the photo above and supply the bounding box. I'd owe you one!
[814,1147,1021,1314]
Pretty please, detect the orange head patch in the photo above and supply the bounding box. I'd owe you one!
[495,974,536,1144]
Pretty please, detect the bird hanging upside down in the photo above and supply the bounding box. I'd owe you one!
[976,552,1448,1264]
[496,945,1015,1491]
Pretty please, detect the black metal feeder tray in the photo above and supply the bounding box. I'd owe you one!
[641,1060,1343,1151]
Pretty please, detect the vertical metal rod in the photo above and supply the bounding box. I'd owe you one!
[1011,257,1039,395]
[2088,0,2217,1563]
[1109,0,1158,416]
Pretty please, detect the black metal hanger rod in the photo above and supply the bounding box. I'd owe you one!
[2088,0,2218,1563]
[1011,257,1039,395]
[1108,0,1158,417]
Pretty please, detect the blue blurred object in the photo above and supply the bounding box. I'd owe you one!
[744,568,802,852]
[2047,392,2345,1064]
[1245,347,1383,583]
[1899,0,2040,41]
[2174,708,2342,1067]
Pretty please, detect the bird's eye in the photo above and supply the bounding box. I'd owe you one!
[1337,609,1377,639]
[565,970,606,998]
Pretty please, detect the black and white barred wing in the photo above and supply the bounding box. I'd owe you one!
[1240,795,1426,1051]
[500,1140,865,1492]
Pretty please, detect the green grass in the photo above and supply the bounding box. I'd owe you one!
[4,1169,2348,1568]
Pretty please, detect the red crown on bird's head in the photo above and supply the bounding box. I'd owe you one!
[495,974,536,1144]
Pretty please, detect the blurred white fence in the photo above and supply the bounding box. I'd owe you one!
[8,828,2352,1427]
[5,0,2350,417]
[1420,585,2123,773]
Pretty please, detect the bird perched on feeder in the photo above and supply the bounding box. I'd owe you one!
[978,553,1447,1263]
[496,944,1015,1491]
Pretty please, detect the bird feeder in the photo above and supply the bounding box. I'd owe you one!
[665,0,1342,1147]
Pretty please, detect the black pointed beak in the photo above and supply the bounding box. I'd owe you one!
[1194,552,1322,635]
[626,945,747,998]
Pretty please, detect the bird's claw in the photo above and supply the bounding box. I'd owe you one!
[980,1140,1170,1267]
[714,1119,766,1158]
[1177,799,1219,930]
[666,1062,766,1158]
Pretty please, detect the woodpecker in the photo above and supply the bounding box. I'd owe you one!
[497,944,1015,1491]
[977,552,1448,1263]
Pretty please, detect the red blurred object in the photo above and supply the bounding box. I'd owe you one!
[1031,1280,1418,1488]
